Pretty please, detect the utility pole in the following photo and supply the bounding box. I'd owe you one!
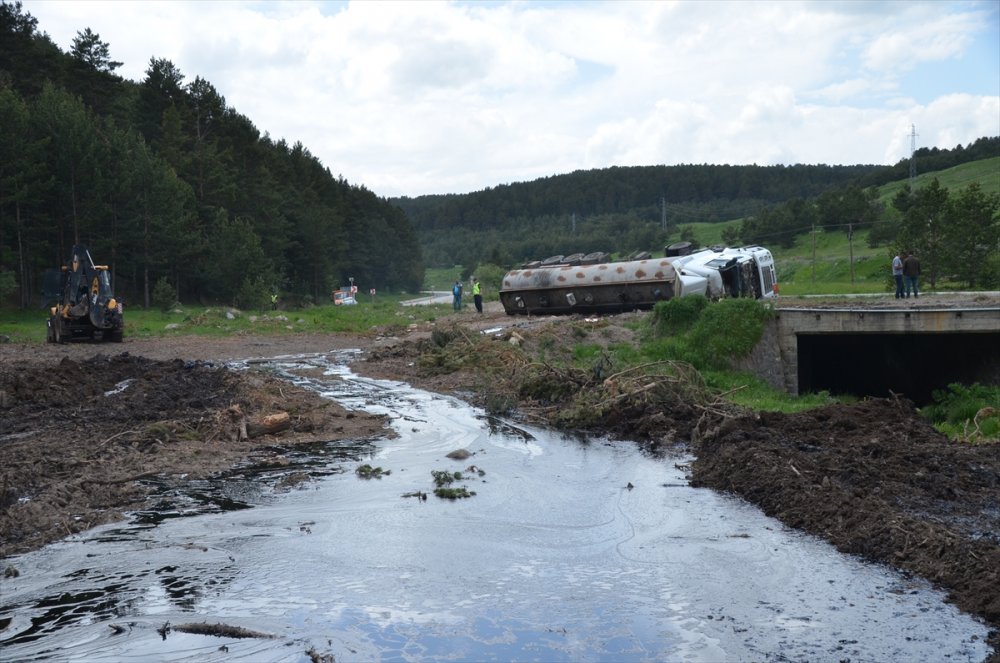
[909,124,918,188]
[661,197,666,231]
[572,212,576,235]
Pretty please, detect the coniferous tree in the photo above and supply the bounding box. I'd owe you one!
[942,183,1000,288]
[70,27,122,72]
[898,178,950,288]
[0,87,48,306]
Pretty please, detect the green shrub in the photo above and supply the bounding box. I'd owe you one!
[470,263,507,301]
[922,383,999,442]
[981,252,1000,289]
[434,487,476,499]
[235,274,271,312]
[152,276,176,312]
[572,344,602,361]
[650,295,709,336]
[431,328,455,348]
[355,464,391,479]
[685,299,773,369]
[0,270,16,302]
[644,297,772,370]
[431,470,463,487]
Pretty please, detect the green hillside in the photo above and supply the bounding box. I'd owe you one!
[408,139,997,272]
[657,156,999,296]
[878,156,1000,203]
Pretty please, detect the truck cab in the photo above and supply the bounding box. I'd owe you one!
[670,246,778,300]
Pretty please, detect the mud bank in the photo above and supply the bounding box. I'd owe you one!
[690,398,1000,659]
[0,353,389,558]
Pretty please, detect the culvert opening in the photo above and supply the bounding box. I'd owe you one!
[797,332,1000,406]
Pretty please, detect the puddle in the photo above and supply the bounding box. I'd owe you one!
[0,351,992,661]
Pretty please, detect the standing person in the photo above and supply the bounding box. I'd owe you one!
[271,293,278,310]
[452,280,463,311]
[903,251,921,298]
[891,252,905,299]
[472,278,483,313]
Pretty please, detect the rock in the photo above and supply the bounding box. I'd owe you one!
[446,448,473,460]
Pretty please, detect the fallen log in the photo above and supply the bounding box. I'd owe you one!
[246,411,291,438]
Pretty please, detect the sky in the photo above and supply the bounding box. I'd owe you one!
[23,0,1000,198]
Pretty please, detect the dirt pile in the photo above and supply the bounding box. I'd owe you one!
[690,398,1000,656]
[0,353,388,557]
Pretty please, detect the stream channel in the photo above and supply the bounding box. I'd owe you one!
[0,350,992,662]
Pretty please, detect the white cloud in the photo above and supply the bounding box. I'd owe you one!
[21,0,1000,197]
[863,11,979,72]
[813,78,882,103]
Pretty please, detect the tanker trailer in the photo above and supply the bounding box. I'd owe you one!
[499,245,777,315]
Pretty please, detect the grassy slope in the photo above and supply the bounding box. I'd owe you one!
[679,157,999,296]
[877,156,1000,202]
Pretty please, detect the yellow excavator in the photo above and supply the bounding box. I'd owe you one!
[43,245,124,343]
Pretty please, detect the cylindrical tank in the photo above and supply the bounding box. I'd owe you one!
[500,258,678,315]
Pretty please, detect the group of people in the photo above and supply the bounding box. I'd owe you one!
[452,277,483,313]
[892,251,921,299]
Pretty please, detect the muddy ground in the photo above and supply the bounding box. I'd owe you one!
[0,351,391,558]
[1,296,997,660]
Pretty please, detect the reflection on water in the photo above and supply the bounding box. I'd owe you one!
[0,350,992,662]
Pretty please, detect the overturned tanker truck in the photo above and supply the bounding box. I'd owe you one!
[499,245,778,315]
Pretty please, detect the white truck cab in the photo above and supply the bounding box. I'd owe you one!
[671,246,778,300]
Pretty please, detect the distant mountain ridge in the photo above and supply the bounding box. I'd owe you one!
[392,137,999,234]
[398,138,998,269]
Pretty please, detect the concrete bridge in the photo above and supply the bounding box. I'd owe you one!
[741,301,1000,405]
